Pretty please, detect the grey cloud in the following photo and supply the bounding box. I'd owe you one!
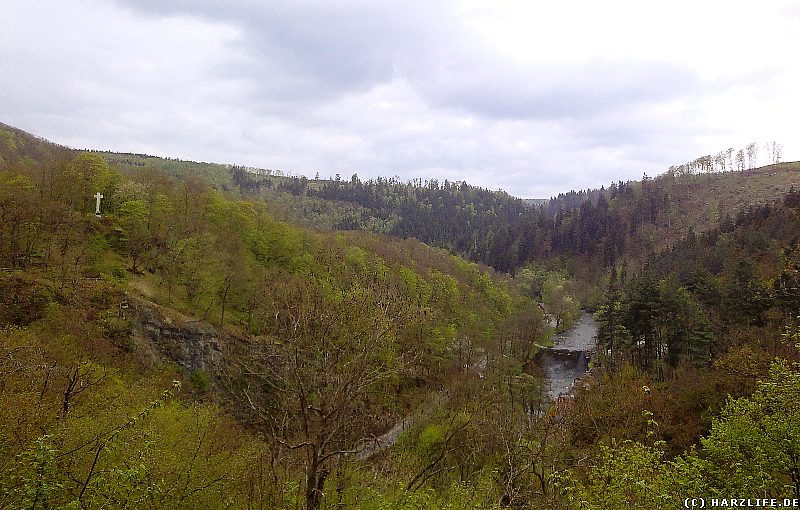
[112,0,710,128]
[113,0,455,106]
[416,57,705,121]
[3,0,797,200]
[110,0,705,126]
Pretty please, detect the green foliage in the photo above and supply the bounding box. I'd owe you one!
[72,152,114,195]
[340,482,500,510]
[0,171,38,267]
[6,435,62,510]
[542,272,580,331]
[0,272,53,326]
[2,129,18,152]
[190,369,211,393]
[96,308,132,344]
[564,333,800,506]
[559,440,678,509]
[699,357,800,497]
[596,270,713,376]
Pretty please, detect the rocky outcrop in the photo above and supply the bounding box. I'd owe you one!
[126,296,226,373]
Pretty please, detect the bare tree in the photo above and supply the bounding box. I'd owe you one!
[226,271,417,510]
[767,141,783,164]
[736,149,746,172]
[746,142,758,170]
[699,155,713,174]
[61,361,109,417]
[715,152,726,173]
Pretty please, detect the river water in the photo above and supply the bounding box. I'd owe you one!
[535,312,598,400]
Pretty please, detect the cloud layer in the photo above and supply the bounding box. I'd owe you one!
[2,0,798,197]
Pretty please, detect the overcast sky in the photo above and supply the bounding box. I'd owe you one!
[2,1,798,198]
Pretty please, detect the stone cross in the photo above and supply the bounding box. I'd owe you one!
[94,192,103,217]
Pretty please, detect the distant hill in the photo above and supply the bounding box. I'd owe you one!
[0,122,71,165]
[645,162,800,250]
[93,149,800,266]
[252,163,800,274]
[3,120,799,275]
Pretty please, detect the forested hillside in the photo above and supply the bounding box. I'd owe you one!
[302,163,800,274]
[0,123,71,164]
[3,122,800,509]
[564,212,800,506]
[97,146,800,281]
[0,124,554,508]
[50,127,797,283]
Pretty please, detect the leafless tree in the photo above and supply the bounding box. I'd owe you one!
[225,271,417,510]
[767,141,783,164]
[746,142,758,170]
[736,149,746,172]
[715,152,726,173]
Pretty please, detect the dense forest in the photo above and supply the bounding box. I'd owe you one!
[2,121,800,508]
[229,159,800,281]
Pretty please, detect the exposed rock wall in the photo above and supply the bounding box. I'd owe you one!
[126,296,225,373]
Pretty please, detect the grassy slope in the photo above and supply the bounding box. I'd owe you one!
[652,162,800,250]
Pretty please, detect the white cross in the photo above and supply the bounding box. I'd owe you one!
[94,192,104,216]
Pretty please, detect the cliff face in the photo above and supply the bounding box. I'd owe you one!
[127,296,226,373]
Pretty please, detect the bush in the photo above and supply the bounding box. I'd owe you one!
[0,272,53,325]
[190,370,212,393]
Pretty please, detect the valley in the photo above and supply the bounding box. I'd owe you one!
[2,121,800,508]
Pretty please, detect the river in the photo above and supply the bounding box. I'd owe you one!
[535,312,598,400]
[357,311,598,459]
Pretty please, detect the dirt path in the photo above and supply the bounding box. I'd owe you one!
[354,355,485,460]
[354,417,414,460]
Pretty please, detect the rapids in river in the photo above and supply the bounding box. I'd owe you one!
[535,312,598,400]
